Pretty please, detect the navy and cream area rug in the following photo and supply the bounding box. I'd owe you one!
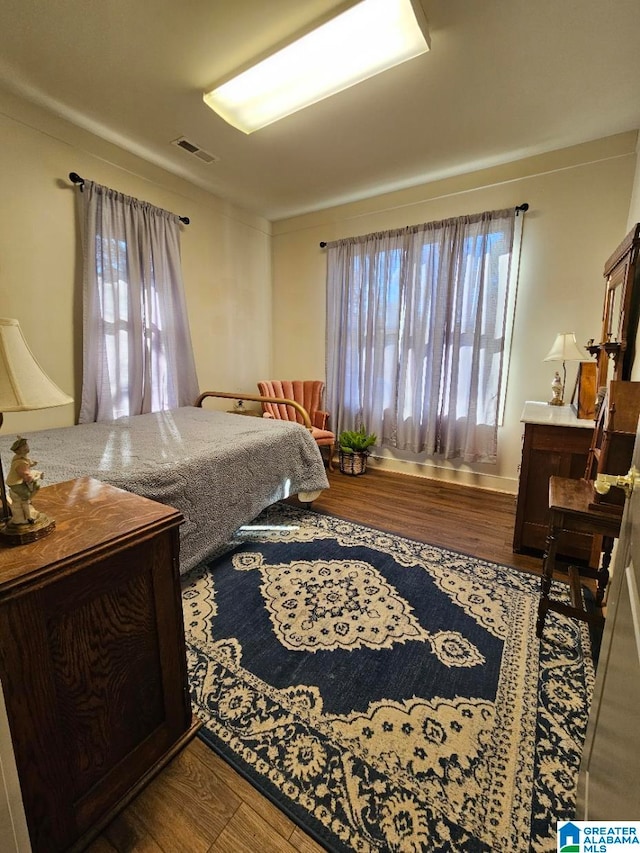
[182,504,596,853]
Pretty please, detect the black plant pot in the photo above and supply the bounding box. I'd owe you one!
[338,450,368,475]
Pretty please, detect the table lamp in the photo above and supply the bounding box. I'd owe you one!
[543,332,588,406]
[0,317,73,544]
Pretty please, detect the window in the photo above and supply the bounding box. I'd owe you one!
[326,208,520,463]
[78,181,199,423]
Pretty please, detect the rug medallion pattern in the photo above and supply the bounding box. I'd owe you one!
[182,505,595,852]
[232,550,484,666]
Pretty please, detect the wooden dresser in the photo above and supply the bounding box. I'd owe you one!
[513,402,594,561]
[0,478,199,853]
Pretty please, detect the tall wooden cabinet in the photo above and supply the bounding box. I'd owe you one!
[585,380,640,512]
[0,478,199,853]
[588,223,640,392]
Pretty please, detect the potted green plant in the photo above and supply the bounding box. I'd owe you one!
[338,425,377,475]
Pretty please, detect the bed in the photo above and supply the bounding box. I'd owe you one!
[0,404,329,575]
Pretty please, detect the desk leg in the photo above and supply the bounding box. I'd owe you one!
[595,535,613,606]
[537,520,558,638]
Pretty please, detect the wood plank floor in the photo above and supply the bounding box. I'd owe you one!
[87,468,552,853]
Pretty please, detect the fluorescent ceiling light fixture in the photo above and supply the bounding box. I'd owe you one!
[203,0,430,134]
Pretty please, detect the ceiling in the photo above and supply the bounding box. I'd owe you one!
[1,0,640,221]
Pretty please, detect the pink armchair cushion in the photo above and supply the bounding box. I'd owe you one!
[257,380,335,468]
[312,427,335,445]
[257,380,329,428]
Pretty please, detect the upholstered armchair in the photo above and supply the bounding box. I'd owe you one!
[257,380,335,470]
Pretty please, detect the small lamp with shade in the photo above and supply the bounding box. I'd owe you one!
[0,317,73,544]
[543,332,588,406]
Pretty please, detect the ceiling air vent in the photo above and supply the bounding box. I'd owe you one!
[171,137,219,164]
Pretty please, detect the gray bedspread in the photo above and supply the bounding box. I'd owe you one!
[0,407,329,574]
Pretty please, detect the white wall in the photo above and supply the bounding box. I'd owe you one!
[0,87,273,435]
[1,86,636,489]
[627,134,640,229]
[272,133,638,492]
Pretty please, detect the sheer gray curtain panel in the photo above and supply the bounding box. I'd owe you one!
[78,180,199,423]
[326,208,517,463]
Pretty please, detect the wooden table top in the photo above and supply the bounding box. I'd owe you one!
[0,477,182,592]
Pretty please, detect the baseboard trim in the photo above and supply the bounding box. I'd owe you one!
[364,455,518,495]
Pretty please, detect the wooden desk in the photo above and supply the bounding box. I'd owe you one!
[513,402,594,561]
[0,478,199,852]
[536,475,619,637]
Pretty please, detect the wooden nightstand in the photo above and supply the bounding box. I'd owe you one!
[513,402,594,561]
[0,478,200,852]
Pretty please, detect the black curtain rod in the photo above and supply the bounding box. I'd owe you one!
[318,203,529,248]
[68,172,190,225]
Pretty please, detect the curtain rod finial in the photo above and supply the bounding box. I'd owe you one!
[69,172,85,192]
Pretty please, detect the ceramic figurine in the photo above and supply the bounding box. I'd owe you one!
[549,371,564,406]
[5,436,44,525]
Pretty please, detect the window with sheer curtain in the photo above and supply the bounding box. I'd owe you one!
[325,208,520,463]
[77,180,199,423]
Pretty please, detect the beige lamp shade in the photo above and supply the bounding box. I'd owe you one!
[0,318,73,411]
[543,332,588,363]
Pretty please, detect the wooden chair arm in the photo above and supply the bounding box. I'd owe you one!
[194,391,313,431]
